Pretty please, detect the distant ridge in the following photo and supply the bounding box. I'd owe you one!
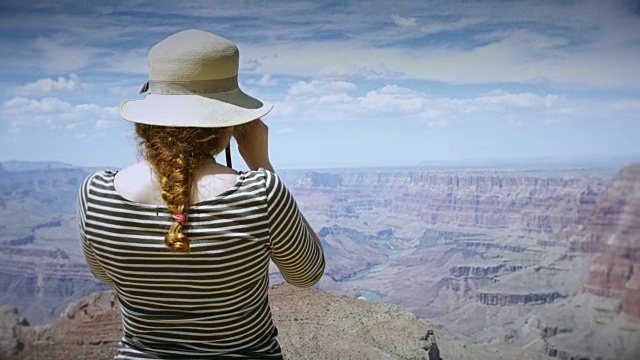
[418,154,640,171]
[0,160,77,172]
[0,160,117,174]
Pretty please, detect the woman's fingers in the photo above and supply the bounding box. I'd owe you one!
[234,119,273,171]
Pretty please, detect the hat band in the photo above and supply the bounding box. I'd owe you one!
[140,76,239,95]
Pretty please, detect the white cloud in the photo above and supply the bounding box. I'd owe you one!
[360,85,426,115]
[1,96,118,129]
[258,74,278,86]
[391,14,417,27]
[102,47,148,74]
[31,36,100,72]
[476,89,562,110]
[316,64,405,81]
[273,80,357,119]
[613,100,640,112]
[360,87,578,125]
[270,80,637,126]
[288,80,357,97]
[275,127,294,134]
[95,118,116,130]
[15,73,84,95]
[418,17,483,35]
[108,85,141,97]
[241,58,263,73]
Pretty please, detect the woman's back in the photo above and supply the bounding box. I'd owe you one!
[79,168,324,358]
[113,161,240,205]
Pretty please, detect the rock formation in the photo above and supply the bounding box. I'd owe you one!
[7,284,549,360]
[317,225,391,281]
[621,263,640,317]
[0,164,111,324]
[575,163,640,307]
[286,169,610,236]
[0,306,29,358]
[476,290,566,306]
[420,330,442,360]
[534,163,640,359]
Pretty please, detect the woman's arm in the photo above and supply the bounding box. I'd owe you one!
[77,174,114,286]
[263,169,325,287]
[234,120,325,287]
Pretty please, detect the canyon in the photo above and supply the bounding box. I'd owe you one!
[0,160,639,359]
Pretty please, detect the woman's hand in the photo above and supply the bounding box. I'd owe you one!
[233,119,274,172]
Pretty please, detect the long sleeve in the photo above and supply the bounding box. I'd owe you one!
[77,173,114,286]
[264,169,325,288]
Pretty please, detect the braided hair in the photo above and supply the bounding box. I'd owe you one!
[135,124,232,252]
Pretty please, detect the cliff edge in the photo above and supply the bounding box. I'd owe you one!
[3,284,547,360]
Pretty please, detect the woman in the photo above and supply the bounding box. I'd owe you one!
[78,29,325,359]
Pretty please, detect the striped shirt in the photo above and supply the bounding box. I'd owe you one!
[78,169,325,359]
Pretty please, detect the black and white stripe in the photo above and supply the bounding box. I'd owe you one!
[78,169,325,359]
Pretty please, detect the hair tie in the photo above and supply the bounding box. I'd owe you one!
[172,213,187,225]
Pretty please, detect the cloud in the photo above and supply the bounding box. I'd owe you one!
[270,80,638,126]
[15,73,84,95]
[391,14,417,27]
[1,96,118,129]
[357,86,579,125]
[476,89,561,110]
[102,47,148,74]
[0,34,102,73]
[316,63,405,81]
[1,1,637,89]
[246,74,278,86]
[240,31,640,88]
[275,127,294,134]
[272,80,424,120]
[108,85,142,97]
[288,80,357,97]
[253,74,278,86]
[94,118,116,130]
[233,1,639,88]
[31,36,100,72]
[360,85,426,115]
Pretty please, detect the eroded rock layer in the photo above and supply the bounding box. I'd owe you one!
[8,284,549,360]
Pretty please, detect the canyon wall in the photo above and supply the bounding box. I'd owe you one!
[0,164,108,324]
[285,167,610,239]
[2,160,638,359]
[537,163,640,359]
[572,164,640,304]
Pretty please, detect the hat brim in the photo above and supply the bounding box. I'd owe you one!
[119,89,273,127]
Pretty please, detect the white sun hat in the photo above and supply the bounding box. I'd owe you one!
[119,29,273,127]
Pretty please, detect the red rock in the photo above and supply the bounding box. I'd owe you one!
[571,163,640,317]
[621,264,640,317]
[583,254,633,296]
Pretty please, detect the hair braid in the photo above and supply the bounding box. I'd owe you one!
[135,124,232,252]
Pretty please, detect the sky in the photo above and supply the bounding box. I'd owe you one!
[0,0,639,169]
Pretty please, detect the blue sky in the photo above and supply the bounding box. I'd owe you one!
[0,0,639,169]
